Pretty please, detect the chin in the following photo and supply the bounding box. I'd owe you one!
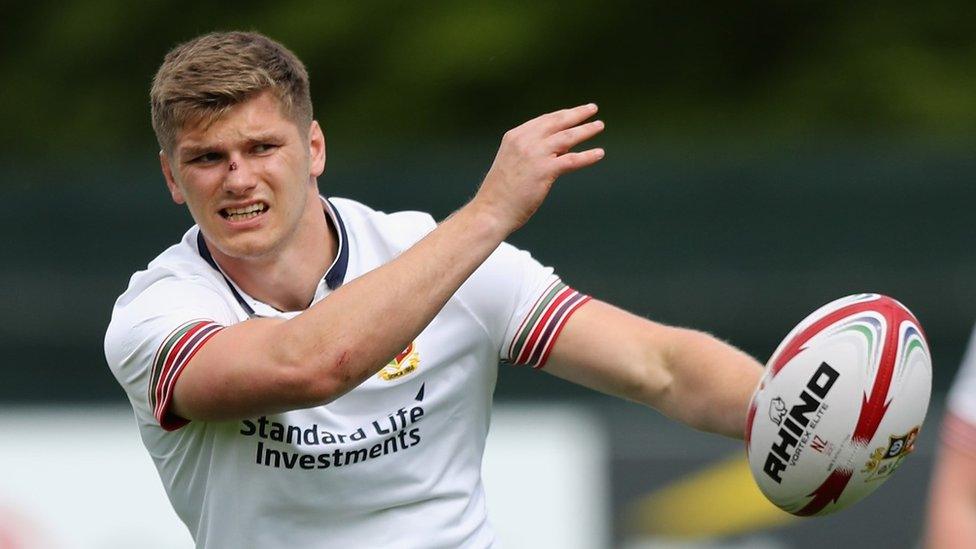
[210,231,280,261]
[229,241,279,260]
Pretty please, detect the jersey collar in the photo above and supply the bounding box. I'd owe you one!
[321,197,349,291]
[196,197,349,317]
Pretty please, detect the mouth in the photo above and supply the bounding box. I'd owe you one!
[220,202,268,222]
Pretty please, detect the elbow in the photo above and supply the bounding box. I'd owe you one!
[642,326,708,426]
[271,331,360,407]
[626,330,680,409]
[648,325,694,405]
[315,348,360,402]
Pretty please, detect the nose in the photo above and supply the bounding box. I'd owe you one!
[222,155,257,196]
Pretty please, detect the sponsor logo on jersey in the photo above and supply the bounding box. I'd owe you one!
[861,426,919,482]
[379,342,420,381]
[241,383,429,471]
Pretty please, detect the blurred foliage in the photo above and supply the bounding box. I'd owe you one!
[4,0,976,162]
[4,1,976,401]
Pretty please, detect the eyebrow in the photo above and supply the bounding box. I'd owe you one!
[177,133,285,160]
[178,145,218,160]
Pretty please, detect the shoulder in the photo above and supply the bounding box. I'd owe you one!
[104,230,239,418]
[105,229,237,367]
[111,228,226,310]
[328,196,437,249]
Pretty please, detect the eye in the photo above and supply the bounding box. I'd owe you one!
[253,143,280,155]
[189,152,223,165]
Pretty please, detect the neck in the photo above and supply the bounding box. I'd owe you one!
[208,189,337,312]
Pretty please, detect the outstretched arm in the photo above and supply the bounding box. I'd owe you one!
[544,299,763,438]
[171,105,606,422]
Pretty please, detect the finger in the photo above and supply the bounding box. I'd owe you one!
[547,119,605,154]
[552,148,605,175]
[521,103,599,138]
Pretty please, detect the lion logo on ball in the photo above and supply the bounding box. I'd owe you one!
[768,397,787,425]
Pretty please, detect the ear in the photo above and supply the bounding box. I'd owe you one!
[159,150,185,204]
[308,120,326,179]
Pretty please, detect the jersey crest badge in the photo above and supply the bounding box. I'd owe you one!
[379,342,420,381]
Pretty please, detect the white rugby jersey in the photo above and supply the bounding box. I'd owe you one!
[104,197,589,548]
[945,326,976,457]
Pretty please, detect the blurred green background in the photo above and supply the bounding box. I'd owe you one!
[5,0,975,402]
[3,2,975,545]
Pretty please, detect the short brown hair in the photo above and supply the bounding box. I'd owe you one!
[151,31,313,153]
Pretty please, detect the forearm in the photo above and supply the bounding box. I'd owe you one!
[545,301,762,438]
[657,328,763,438]
[276,203,508,402]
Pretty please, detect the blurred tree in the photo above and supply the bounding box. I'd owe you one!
[2,0,976,164]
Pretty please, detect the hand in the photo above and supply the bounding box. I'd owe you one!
[471,104,605,234]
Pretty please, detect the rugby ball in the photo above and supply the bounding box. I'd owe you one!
[745,293,931,516]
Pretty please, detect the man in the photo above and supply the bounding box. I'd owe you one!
[925,331,976,548]
[105,31,763,547]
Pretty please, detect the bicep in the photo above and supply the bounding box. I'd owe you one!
[170,317,322,422]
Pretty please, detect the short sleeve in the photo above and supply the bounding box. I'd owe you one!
[105,276,235,431]
[457,242,590,369]
[943,324,976,456]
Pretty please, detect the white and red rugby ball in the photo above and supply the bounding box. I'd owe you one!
[745,293,931,516]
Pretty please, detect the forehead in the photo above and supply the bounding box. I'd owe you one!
[175,91,298,151]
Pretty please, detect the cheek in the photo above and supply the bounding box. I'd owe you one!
[177,171,221,205]
[268,155,309,192]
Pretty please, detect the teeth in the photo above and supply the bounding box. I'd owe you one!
[225,203,265,215]
[223,203,267,221]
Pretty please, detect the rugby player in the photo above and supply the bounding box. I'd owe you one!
[105,31,763,547]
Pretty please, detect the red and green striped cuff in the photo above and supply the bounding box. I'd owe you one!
[504,278,590,368]
[148,319,224,431]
